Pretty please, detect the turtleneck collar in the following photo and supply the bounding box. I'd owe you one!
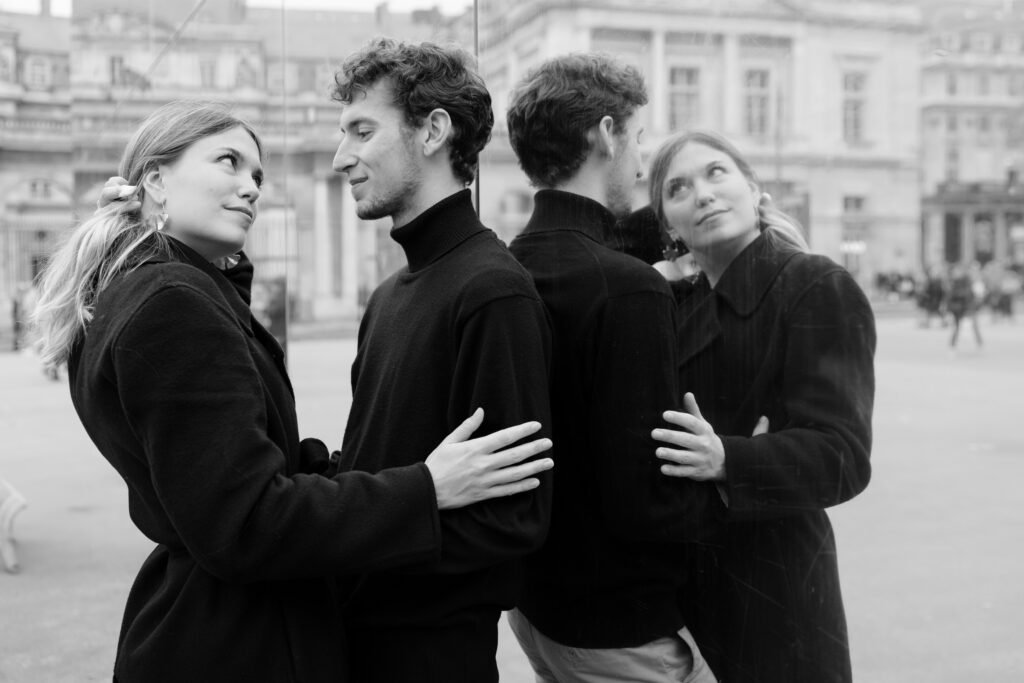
[521,189,618,244]
[389,189,486,272]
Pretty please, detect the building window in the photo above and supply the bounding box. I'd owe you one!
[946,72,957,95]
[843,196,865,214]
[744,69,770,137]
[29,179,52,198]
[842,71,866,144]
[947,113,958,132]
[1010,73,1024,96]
[0,53,10,82]
[978,73,990,96]
[978,114,990,133]
[25,57,49,88]
[297,62,317,92]
[668,67,700,131]
[945,145,959,181]
[200,58,217,89]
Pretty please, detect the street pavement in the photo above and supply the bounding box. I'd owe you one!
[1,313,1022,681]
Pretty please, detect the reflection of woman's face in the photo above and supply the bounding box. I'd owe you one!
[158,126,263,262]
[660,142,759,258]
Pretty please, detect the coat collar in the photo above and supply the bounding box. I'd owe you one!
[520,189,617,244]
[675,234,800,366]
[146,237,255,335]
[709,232,801,317]
[390,189,487,272]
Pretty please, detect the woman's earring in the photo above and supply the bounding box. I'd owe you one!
[148,200,168,232]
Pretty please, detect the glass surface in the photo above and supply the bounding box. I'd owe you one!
[1,1,1022,681]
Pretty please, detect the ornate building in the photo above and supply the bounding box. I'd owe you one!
[69,0,468,325]
[0,3,70,346]
[476,0,924,286]
[919,0,1024,269]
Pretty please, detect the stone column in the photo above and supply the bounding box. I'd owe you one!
[994,210,1008,263]
[962,210,975,263]
[340,186,359,314]
[313,175,332,300]
[722,32,741,136]
[650,29,668,136]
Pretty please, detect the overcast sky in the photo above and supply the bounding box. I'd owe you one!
[0,0,471,16]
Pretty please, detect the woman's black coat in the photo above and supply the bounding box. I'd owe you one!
[673,234,876,683]
[69,240,441,682]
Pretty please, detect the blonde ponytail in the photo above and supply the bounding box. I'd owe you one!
[758,193,809,253]
[31,202,171,367]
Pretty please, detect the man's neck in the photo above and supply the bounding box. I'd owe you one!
[393,172,467,229]
[552,172,607,211]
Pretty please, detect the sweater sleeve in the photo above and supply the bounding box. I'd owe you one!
[427,291,553,574]
[592,290,721,540]
[719,268,876,518]
[114,283,441,582]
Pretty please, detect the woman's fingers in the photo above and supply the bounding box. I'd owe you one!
[752,415,770,436]
[464,420,543,455]
[482,437,553,470]
[660,410,701,431]
[486,454,554,484]
[655,447,698,466]
[481,478,542,499]
[651,426,696,448]
[660,464,697,478]
[682,392,705,421]
[439,407,484,445]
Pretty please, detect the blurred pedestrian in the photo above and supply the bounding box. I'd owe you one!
[31,100,553,682]
[917,265,947,328]
[504,53,719,683]
[947,262,984,352]
[330,39,553,683]
[648,130,876,683]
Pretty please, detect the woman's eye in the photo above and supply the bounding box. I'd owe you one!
[219,154,237,167]
[709,165,725,177]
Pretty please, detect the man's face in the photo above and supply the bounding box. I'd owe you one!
[332,80,423,224]
[606,112,644,219]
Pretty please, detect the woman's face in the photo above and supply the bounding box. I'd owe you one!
[157,126,263,262]
[660,141,760,257]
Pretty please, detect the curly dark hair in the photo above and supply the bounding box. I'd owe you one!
[331,37,493,186]
[506,53,648,188]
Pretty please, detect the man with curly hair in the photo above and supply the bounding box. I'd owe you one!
[330,38,553,683]
[505,53,719,682]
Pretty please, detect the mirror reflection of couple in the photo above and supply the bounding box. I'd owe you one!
[33,38,875,683]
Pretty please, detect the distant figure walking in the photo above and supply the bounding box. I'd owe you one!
[947,263,983,351]
[0,478,27,573]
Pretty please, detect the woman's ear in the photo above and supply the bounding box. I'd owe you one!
[141,168,166,207]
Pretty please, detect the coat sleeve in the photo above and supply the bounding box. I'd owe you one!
[114,283,441,583]
[592,290,722,540]
[425,290,553,574]
[719,268,876,519]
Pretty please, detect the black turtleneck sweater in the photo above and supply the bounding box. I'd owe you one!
[339,189,553,629]
[509,189,721,648]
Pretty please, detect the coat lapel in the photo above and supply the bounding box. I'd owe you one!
[675,277,721,367]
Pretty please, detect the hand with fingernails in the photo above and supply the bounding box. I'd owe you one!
[652,392,768,481]
[97,176,140,212]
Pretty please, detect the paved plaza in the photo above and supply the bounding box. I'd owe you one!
[1,312,1022,682]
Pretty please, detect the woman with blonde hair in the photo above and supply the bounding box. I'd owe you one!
[646,130,876,683]
[32,100,552,682]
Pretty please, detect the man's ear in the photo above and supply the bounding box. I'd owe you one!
[141,168,166,206]
[421,108,453,158]
[595,115,616,159]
